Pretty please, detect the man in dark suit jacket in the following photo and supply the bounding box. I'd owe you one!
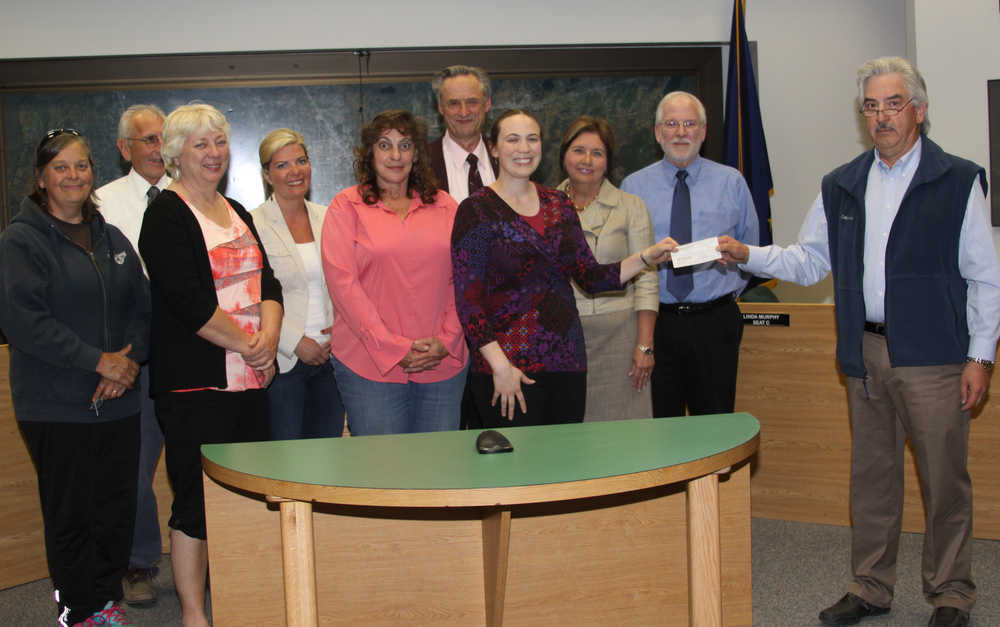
[430,65,498,431]
[429,65,498,202]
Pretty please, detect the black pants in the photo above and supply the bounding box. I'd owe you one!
[651,299,743,417]
[157,389,268,540]
[469,371,586,428]
[20,414,140,624]
[458,377,484,430]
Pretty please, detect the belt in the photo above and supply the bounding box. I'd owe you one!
[864,321,886,335]
[659,293,735,315]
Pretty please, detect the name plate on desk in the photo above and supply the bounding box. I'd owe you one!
[742,312,790,326]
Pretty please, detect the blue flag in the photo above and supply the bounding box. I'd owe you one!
[723,0,774,247]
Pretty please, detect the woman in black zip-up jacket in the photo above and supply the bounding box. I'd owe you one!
[0,130,150,626]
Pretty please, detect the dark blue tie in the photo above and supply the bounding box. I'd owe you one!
[667,170,693,301]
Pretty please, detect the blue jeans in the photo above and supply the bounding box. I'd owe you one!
[331,354,468,435]
[266,358,345,440]
[131,366,162,570]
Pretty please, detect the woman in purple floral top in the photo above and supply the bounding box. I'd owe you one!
[451,110,676,426]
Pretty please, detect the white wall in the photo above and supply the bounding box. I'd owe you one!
[912,0,1000,248]
[912,0,998,182]
[6,0,738,57]
[4,0,913,300]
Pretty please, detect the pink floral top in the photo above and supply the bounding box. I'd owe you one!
[184,196,264,391]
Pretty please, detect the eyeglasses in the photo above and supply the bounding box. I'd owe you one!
[37,128,81,153]
[860,98,912,118]
[660,120,701,130]
[127,134,162,147]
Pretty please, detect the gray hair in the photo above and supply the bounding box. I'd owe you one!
[431,65,491,102]
[116,104,166,141]
[857,56,930,134]
[161,103,231,179]
[654,91,707,126]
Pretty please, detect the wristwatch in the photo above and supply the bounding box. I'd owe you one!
[637,344,654,356]
[966,357,994,372]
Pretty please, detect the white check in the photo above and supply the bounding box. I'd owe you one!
[670,237,721,269]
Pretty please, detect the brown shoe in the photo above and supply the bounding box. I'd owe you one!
[819,593,890,625]
[929,606,970,627]
[122,567,157,607]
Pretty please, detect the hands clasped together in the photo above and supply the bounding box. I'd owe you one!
[93,344,139,403]
[399,337,449,374]
[243,327,280,387]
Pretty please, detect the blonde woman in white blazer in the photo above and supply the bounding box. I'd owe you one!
[252,129,344,439]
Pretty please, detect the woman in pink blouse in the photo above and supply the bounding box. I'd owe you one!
[321,110,469,435]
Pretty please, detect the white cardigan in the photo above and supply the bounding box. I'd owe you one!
[250,197,334,373]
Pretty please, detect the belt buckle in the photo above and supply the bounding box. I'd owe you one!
[677,303,694,313]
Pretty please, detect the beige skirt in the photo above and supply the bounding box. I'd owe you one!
[580,309,653,421]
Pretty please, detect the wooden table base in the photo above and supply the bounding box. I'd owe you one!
[206,465,751,626]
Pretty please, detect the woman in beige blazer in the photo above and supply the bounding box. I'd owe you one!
[252,128,344,439]
[556,116,659,421]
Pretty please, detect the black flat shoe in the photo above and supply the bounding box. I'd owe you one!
[929,606,969,627]
[819,593,891,625]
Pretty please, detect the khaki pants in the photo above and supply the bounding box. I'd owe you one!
[845,331,975,610]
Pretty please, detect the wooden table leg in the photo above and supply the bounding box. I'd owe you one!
[482,507,512,627]
[273,498,318,627]
[687,473,721,627]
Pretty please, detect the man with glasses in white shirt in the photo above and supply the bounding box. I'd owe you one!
[717,57,1000,627]
[96,103,172,608]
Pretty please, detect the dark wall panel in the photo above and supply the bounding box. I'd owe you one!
[0,45,720,226]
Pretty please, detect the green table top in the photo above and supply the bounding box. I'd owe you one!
[202,413,758,491]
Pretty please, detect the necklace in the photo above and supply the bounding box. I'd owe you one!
[565,182,596,211]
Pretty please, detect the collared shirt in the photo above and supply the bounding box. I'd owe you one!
[321,185,469,383]
[621,155,758,304]
[863,138,922,322]
[441,131,495,202]
[96,168,172,275]
[742,137,1000,361]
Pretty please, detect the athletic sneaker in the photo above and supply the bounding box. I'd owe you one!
[72,601,131,626]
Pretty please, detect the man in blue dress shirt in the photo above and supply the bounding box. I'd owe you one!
[622,91,758,419]
[718,57,1000,627]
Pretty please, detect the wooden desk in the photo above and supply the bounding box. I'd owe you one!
[738,303,1000,538]
[202,414,759,626]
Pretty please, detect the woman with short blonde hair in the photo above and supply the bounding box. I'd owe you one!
[139,103,282,627]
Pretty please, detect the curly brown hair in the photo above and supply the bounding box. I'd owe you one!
[353,110,438,205]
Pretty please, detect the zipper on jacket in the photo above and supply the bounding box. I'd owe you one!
[87,250,111,351]
[48,220,112,352]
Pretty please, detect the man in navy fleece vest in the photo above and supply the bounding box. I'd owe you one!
[717,56,1000,627]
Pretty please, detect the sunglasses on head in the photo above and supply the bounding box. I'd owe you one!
[37,128,82,153]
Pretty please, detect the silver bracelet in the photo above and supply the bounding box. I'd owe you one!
[966,357,994,372]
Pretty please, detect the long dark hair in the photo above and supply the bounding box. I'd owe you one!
[29,131,99,222]
[353,110,438,205]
